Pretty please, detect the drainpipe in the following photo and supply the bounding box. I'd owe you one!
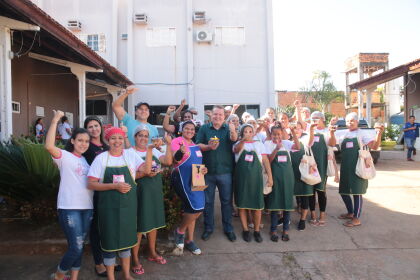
[186,0,194,108]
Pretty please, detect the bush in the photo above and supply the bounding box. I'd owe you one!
[0,139,60,222]
[383,124,401,141]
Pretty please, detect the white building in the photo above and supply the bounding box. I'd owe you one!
[32,0,275,122]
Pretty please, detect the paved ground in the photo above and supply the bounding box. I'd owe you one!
[1,152,420,280]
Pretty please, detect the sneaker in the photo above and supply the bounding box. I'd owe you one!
[174,229,185,249]
[242,230,251,242]
[185,241,202,255]
[408,158,414,161]
[254,231,263,243]
[298,220,306,231]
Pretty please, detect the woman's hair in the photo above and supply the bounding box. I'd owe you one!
[83,116,105,145]
[270,125,283,135]
[64,128,90,152]
[180,120,196,132]
[61,116,68,124]
[181,110,193,121]
[239,124,254,139]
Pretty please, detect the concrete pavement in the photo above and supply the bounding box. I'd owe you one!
[1,156,420,280]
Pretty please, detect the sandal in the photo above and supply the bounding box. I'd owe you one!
[50,274,70,280]
[148,255,167,264]
[318,220,326,227]
[309,219,319,226]
[281,233,290,242]
[131,265,145,275]
[343,221,361,227]
[338,213,353,220]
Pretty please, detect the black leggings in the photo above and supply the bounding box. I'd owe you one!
[298,196,309,210]
[309,190,327,212]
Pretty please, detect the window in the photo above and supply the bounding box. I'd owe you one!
[214,27,245,46]
[12,101,20,114]
[146,27,176,47]
[87,34,99,51]
[86,100,107,115]
[36,106,44,117]
[76,34,106,52]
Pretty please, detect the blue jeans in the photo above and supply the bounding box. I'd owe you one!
[57,209,93,273]
[270,211,290,232]
[405,137,416,159]
[103,249,131,266]
[341,195,363,218]
[204,173,234,233]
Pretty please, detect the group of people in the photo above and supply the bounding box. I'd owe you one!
[46,86,384,280]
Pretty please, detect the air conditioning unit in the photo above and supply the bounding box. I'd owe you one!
[195,30,212,43]
[133,13,148,24]
[67,20,82,31]
[193,11,206,23]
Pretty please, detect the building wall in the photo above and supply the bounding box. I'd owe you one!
[11,56,78,136]
[33,0,275,120]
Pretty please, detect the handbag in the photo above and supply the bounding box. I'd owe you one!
[299,146,322,185]
[327,147,336,177]
[355,137,376,180]
[262,169,272,195]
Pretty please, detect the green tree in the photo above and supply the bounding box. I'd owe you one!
[301,71,344,113]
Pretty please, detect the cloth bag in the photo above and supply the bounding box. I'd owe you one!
[299,147,322,185]
[355,138,376,180]
[327,147,336,177]
[262,169,272,195]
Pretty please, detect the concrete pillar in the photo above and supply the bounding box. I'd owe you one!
[0,27,12,141]
[71,68,87,127]
[366,89,373,125]
[357,90,364,119]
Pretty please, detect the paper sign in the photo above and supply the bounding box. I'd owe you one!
[346,142,354,149]
[192,164,207,191]
[113,175,125,183]
[245,154,254,162]
[195,150,203,157]
[278,155,288,162]
[314,136,320,142]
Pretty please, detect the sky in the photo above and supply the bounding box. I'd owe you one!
[272,0,420,91]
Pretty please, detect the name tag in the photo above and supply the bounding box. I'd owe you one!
[195,150,202,157]
[278,155,288,162]
[314,136,320,142]
[346,142,354,149]
[113,174,125,183]
[245,154,254,162]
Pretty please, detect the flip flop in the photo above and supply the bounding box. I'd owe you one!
[343,221,361,227]
[148,255,167,264]
[338,213,353,220]
[131,265,145,275]
[318,220,326,227]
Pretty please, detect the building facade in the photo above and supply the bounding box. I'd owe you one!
[32,0,275,122]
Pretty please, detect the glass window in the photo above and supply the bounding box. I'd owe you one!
[87,34,99,51]
[86,100,107,115]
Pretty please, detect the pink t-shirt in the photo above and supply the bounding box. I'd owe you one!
[171,137,196,167]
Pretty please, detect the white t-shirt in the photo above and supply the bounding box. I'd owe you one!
[58,122,72,140]
[35,124,43,137]
[264,140,294,153]
[335,129,375,146]
[233,141,267,163]
[254,132,267,143]
[88,149,144,182]
[52,149,92,209]
[131,148,165,170]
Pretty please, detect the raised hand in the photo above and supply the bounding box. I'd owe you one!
[126,85,138,95]
[181,99,187,106]
[167,105,176,114]
[329,116,338,126]
[52,110,64,121]
[294,100,301,107]
[233,104,240,110]
[164,133,172,145]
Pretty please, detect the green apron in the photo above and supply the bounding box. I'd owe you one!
[339,137,368,195]
[136,155,166,233]
[234,150,264,210]
[312,133,328,191]
[266,150,295,211]
[290,143,313,196]
[98,154,137,252]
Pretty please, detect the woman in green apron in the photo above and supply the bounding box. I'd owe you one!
[130,125,173,275]
[265,125,300,242]
[329,112,384,227]
[233,124,273,243]
[88,127,146,280]
[290,122,316,231]
[308,111,330,226]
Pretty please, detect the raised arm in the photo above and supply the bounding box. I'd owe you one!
[294,100,307,131]
[159,134,173,166]
[367,125,384,150]
[328,117,338,147]
[290,127,300,150]
[45,110,63,158]
[173,99,186,123]
[112,86,137,121]
[231,104,240,115]
[228,122,238,142]
[163,106,176,134]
